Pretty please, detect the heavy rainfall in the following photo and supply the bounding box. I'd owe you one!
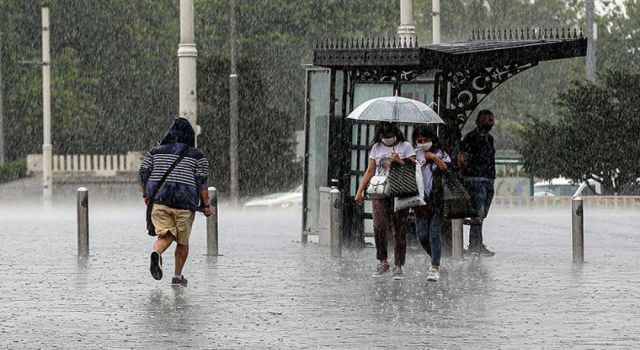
[0,0,639,349]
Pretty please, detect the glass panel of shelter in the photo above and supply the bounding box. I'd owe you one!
[303,68,331,236]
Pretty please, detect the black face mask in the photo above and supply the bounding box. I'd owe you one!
[480,124,493,132]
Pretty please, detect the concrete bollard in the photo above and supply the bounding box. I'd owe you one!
[452,219,464,259]
[572,197,584,263]
[206,186,219,256]
[77,187,89,257]
[329,182,342,258]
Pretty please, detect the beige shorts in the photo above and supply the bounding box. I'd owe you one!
[151,204,195,245]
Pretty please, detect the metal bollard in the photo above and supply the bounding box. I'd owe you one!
[329,182,342,258]
[206,186,219,256]
[452,219,464,259]
[572,197,584,263]
[77,187,89,257]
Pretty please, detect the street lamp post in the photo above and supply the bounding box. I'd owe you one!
[42,7,52,202]
[0,33,5,165]
[398,0,416,44]
[178,0,199,140]
[229,0,239,205]
[586,0,597,82]
[432,0,441,44]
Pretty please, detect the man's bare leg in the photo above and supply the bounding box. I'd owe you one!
[174,243,189,277]
[154,232,175,254]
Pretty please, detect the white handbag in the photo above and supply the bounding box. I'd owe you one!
[366,175,390,198]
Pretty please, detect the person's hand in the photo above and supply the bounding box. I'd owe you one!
[390,150,402,164]
[354,191,365,206]
[143,196,150,206]
[203,206,214,217]
[424,151,437,162]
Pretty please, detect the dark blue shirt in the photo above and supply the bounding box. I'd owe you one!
[460,127,496,179]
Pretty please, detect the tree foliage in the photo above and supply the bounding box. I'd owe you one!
[517,71,640,190]
[1,0,639,195]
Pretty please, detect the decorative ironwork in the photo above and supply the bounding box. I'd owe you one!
[315,36,419,50]
[347,67,429,82]
[471,27,583,41]
[442,62,536,129]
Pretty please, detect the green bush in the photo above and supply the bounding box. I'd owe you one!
[0,159,27,184]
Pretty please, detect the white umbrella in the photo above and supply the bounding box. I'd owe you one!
[347,96,444,124]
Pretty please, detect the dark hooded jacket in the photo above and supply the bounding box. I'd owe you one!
[139,117,209,210]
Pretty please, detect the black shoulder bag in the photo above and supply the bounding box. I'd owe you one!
[146,149,188,236]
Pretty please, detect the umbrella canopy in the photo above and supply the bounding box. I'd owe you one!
[347,96,444,124]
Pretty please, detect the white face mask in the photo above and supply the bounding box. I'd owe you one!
[417,142,433,151]
[381,136,396,146]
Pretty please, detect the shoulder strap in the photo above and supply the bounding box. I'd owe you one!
[148,147,189,202]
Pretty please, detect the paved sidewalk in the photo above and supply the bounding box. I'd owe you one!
[1,201,639,349]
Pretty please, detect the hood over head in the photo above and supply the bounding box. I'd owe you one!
[160,117,195,147]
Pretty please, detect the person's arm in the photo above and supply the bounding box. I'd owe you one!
[458,153,468,172]
[195,155,213,217]
[139,152,153,205]
[458,134,472,173]
[199,189,213,217]
[426,152,448,171]
[355,159,376,206]
[391,143,416,165]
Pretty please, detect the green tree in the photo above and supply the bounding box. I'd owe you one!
[197,53,300,196]
[517,71,640,191]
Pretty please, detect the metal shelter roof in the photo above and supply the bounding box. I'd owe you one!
[314,29,587,70]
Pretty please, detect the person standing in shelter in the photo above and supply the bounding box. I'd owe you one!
[459,110,496,256]
[413,126,450,282]
[354,122,416,280]
[139,117,213,286]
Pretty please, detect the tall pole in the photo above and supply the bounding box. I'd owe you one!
[0,33,5,165]
[432,0,441,44]
[398,0,416,44]
[178,0,199,141]
[42,7,52,202]
[229,0,239,205]
[586,0,596,82]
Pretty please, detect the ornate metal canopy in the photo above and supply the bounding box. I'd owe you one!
[313,28,587,136]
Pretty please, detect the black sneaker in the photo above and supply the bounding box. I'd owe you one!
[150,251,163,280]
[469,244,495,256]
[171,275,188,286]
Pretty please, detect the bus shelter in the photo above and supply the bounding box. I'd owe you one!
[303,29,587,246]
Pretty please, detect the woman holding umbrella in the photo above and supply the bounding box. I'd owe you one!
[354,122,416,280]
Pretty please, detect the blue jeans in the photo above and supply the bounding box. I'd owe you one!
[415,207,444,267]
[464,177,495,248]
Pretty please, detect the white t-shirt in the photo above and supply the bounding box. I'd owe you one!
[416,148,451,196]
[368,141,416,176]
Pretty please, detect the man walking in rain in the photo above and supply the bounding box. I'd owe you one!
[139,117,213,286]
[459,110,496,256]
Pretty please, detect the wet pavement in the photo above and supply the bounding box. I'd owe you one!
[1,201,639,349]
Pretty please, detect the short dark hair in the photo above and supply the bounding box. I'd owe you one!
[476,109,494,122]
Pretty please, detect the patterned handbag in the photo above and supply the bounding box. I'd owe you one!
[388,162,419,198]
[441,171,477,219]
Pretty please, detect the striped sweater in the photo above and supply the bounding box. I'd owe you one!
[139,118,209,211]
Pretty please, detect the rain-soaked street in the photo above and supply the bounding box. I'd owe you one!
[1,201,638,349]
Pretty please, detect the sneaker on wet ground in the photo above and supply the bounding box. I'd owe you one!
[372,262,390,278]
[171,275,188,286]
[392,266,404,280]
[150,251,163,280]
[469,244,495,256]
[427,267,440,282]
